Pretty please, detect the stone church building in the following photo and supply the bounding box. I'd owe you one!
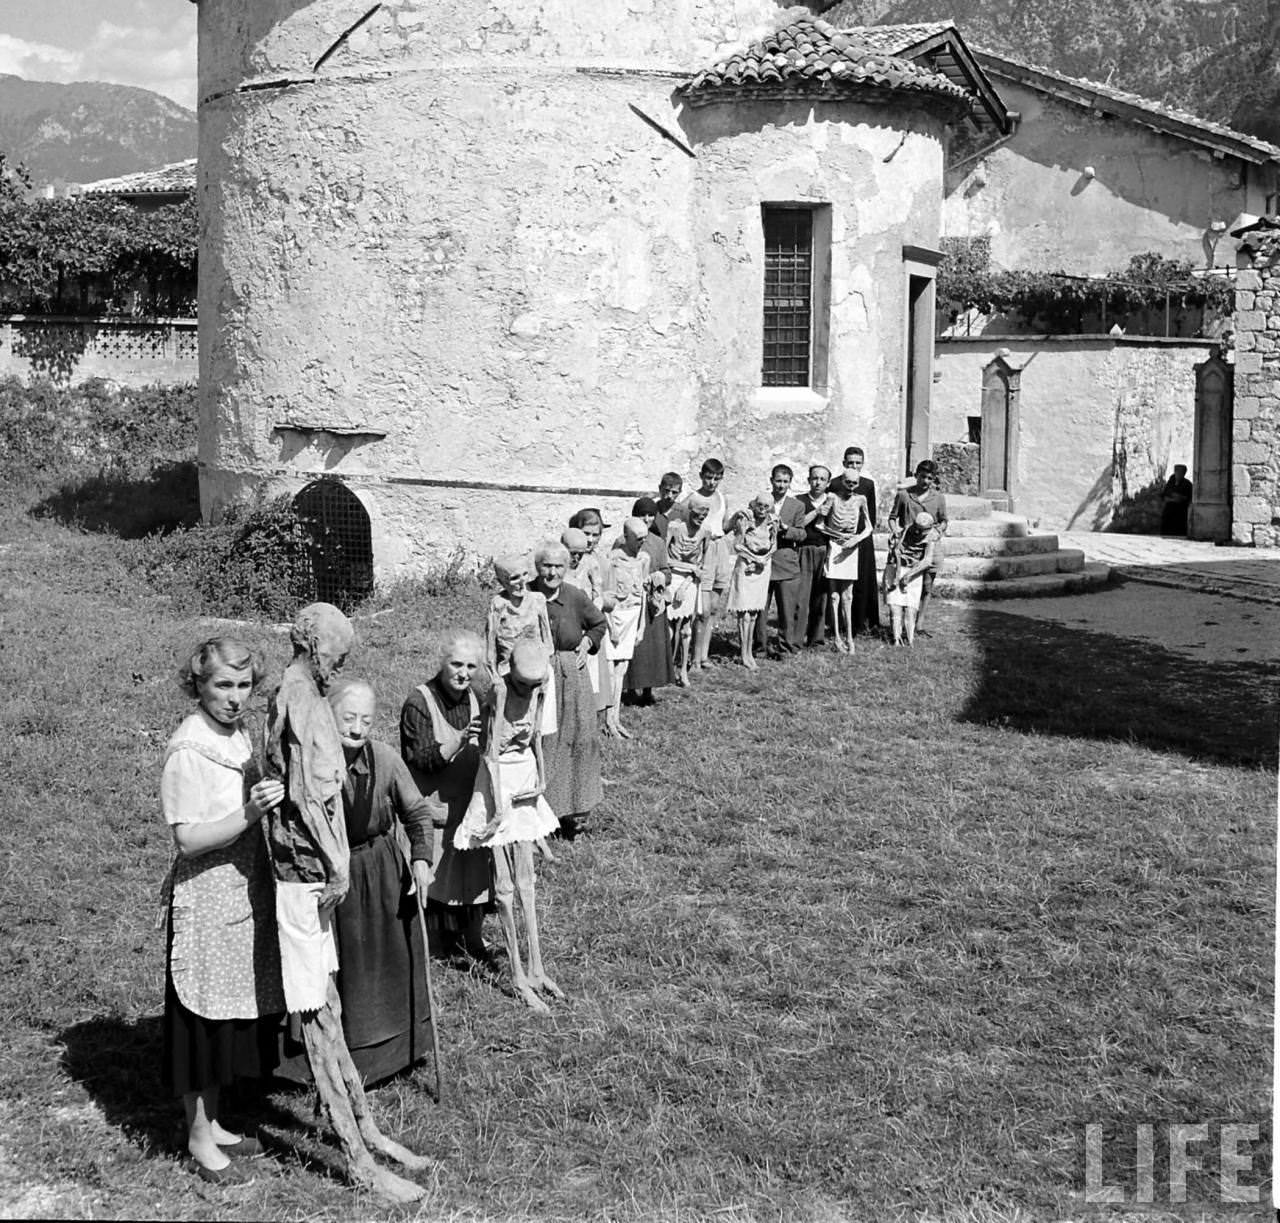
[196,0,1014,583]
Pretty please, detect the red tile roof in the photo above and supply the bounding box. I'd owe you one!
[77,158,196,196]
[824,14,956,51]
[679,16,973,115]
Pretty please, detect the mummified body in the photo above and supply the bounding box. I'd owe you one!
[263,602,430,1204]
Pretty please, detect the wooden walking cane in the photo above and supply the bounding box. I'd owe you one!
[413,886,445,1102]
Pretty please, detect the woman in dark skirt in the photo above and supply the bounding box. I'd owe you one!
[623,496,675,703]
[280,678,439,1086]
[531,539,606,831]
[401,632,490,961]
[161,637,286,1183]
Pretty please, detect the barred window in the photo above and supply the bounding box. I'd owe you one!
[762,207,813,387]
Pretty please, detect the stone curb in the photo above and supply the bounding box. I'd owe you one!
[1109,565,1280,607]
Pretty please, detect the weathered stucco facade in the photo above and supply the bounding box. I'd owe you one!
[943,70,1279,275]
[932,337,1208,531]
[196,2,966,574]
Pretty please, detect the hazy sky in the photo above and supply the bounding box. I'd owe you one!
[0,0,196,109]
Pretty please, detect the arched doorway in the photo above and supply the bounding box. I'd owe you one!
[293,480,374,609]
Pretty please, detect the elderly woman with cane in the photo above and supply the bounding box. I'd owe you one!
[311,678,440,1085]
[530,539,606,836]
[160,636,284,1185]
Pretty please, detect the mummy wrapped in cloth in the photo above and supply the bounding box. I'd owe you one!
[263,602,430,1204]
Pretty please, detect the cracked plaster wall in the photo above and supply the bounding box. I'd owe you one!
[199,0,944,574]
[932,337,1206,530]
[942,82,1258,275]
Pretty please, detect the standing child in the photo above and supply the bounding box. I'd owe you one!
[485,552,556,736]
[883,511,938,647]
[454,641,564,1014]
[600,517,654,738]
[726,494,777,671]
[819,478,871,654]
[664,494,711,686]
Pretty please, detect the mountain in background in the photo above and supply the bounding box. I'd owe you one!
[0,2,1276,188]
[0,75,196,190]
[826,0,1280,144]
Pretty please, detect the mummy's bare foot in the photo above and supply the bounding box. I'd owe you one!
[515,981,552,1014]
[355,1161,427,1204]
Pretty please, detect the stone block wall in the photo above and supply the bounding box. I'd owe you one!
[1232,247,1280,546]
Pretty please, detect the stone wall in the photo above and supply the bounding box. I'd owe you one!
[0,317,197,386]
[198,0,948,577]
[1232,243,1280,547]
[933,336,1209,530]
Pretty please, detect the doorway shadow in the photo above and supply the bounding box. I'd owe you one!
[957,605,1278,768]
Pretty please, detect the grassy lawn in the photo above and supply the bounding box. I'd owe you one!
[0,497,1274,1222]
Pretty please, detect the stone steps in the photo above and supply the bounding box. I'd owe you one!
[872,495,1111,599]
[946,512,1029,539]
[934,563,1114,600]
[876,532,1059,559]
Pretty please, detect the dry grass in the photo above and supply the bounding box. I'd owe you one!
[0,508,1273,1222]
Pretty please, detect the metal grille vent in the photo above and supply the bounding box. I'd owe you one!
[293,480,374,610]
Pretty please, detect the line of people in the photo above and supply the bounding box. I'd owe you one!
[542,451,951,726]
[155,448,950,1198]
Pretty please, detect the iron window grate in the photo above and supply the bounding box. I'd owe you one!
[762,208,813,387]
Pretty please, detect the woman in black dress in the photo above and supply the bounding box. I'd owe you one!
[623,496,676,704]
[280,678,439,1085]
[530,540,606,833]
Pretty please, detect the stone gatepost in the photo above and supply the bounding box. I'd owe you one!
[1233,235,1280,546]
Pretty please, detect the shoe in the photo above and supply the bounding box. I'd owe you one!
[188,1158,255,1186]
[216,1136,264,1158]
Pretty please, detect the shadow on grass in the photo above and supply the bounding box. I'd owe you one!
[959,607,1279,768]
[58,1014,306,1159]
[58,1015,175,1153]
[31,460,199,538]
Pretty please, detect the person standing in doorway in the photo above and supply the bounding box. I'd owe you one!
[1160,465,1193,536]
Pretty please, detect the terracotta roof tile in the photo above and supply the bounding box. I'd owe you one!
[78,158,196,196]
[823,14,956,52]
[679,16,973,113]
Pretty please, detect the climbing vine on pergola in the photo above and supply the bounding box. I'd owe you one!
[938,237,1234,335]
